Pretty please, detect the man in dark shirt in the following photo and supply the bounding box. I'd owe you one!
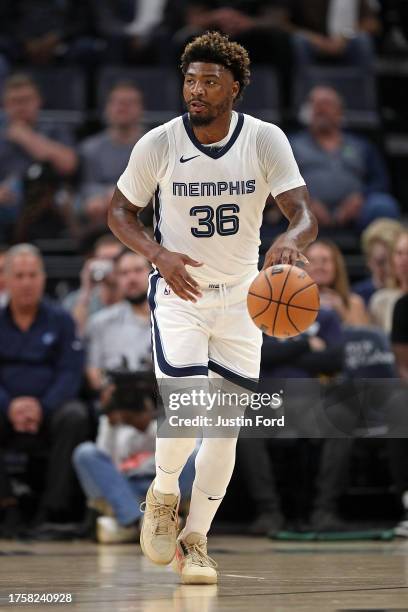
[389,293,408,537]
[238,307,346,534]
[0,244,88,536]
[290,87,400,231]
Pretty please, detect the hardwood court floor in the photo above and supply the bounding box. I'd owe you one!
[1,537,408,611]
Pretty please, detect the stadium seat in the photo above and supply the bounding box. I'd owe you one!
[97,66,181,124]
[293,66,380,129]
[237,67,281,123]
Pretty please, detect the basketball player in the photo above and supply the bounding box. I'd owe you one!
[108,31,317,584]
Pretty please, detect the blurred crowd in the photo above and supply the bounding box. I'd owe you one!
[1,0,408,543]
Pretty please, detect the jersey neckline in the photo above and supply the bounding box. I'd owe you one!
[182,112,245,160]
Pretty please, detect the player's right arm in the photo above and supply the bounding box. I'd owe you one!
[108,189,202,301]
[107,128,202,302]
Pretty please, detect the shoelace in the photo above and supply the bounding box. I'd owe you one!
[140,499,178,535]
[185,542,218,569]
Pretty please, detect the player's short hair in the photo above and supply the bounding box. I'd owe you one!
[180,31,251,101]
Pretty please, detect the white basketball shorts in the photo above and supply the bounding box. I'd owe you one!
[147,270,262,389]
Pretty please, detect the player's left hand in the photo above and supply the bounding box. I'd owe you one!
[262,235,309,268]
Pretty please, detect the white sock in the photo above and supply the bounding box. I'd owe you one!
[154,436,197,495]
[182,437,238,537]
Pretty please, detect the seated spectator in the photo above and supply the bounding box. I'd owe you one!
[63,234,123,336]
[290,87,400,232]
[13,162,78,243]
[352,218,404,305]
[238,307,345,534]
[0,244,88,538]
[85,249,152,394]
[73,375,196,544]
[0,74,77,241]
[307,239,370,326]
[388,292,408,537]
[167,0,293,104]
[275,0,380,69]
[73,388,157,544]
[369,229,408,333]
[79,82,144,229]
[392,292,408,381]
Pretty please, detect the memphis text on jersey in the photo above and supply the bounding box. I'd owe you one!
[172,179,256,197]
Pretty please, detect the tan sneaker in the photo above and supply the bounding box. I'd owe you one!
[96,516,139,544]
[173,532,218,584]
[139,480,179,565]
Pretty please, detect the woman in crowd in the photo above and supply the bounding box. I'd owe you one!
[307,239,369,326]
[353,218,404,305]
[369,230,408,333]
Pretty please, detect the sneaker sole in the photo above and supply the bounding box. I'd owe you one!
[180,573,218,585]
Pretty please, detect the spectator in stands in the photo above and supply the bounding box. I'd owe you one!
[13,163,79,244]
[0,74,77,241]
[85,249,152,394]
[369,229,408,333]
[307,239,370,326]
[291,87,400,231]
[238,306,346,534]
[79,82,144,228]
[275,0,380,69]
[392,293,408,381]
[167,0,293,104]
[353,218,404,305]
[91,0,168,64]
[0,244,87,538]
[388,292,408,537]
[0,247,8,307]
[73,389,157,544]
[63,234,123,336]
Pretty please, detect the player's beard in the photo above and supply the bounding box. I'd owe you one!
[188,97,232,127]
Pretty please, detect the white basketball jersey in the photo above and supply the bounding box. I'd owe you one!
[155,113,270,285]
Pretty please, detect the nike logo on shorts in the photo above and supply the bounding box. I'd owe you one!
[180,154,200,163]
[208,496,223,501]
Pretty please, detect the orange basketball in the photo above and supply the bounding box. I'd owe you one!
[247,264,320,338]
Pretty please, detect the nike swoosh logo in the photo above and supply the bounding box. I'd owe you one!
[180,154,200,163]
[208,496,223,501]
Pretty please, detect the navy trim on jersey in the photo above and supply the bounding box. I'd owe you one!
[182,113,245,160]
[208,358,258,392]
[153,186,162,244]
[148,271,208,377]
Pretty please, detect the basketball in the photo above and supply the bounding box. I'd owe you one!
[247,264,320,338]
